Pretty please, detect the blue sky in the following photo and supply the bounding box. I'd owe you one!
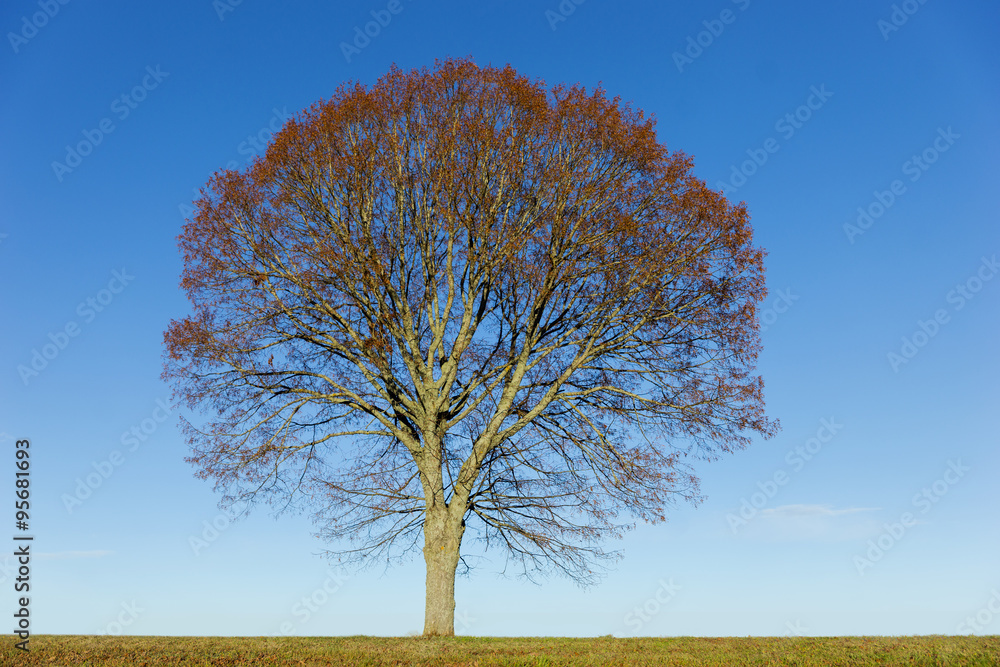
[1,0,998,638]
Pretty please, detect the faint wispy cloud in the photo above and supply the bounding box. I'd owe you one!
[36,550,113,561]
[760,504,880,518]
[737,504,882,542]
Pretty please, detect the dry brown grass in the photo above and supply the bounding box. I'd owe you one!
[2,634,998,666]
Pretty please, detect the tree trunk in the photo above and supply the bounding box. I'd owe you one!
[422,510,464,636]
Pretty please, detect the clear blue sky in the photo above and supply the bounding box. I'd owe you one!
[1,0,997,638]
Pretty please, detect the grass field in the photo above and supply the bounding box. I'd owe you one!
[2,635,998,666]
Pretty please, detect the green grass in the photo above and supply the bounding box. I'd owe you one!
[2,635,998,666]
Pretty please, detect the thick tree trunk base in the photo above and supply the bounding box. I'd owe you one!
[422,512,463,637]
[423,545,460,636]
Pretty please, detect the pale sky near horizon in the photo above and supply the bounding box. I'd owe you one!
[1,0,998,637]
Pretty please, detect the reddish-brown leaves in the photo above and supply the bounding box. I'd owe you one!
[162,57,777,580]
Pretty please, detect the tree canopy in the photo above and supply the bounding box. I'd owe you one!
[163,57,777,635]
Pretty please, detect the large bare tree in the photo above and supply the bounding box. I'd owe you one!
[163,58,777,636]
